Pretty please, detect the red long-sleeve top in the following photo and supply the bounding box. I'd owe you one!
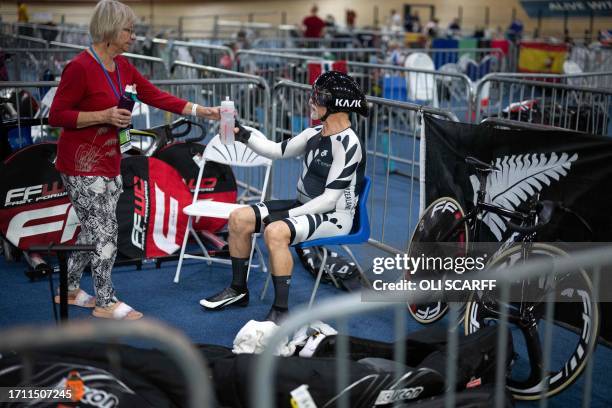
[49,51,188,177]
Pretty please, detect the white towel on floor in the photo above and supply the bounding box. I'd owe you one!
[232,320,294,356]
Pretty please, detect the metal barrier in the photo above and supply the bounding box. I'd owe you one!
[400,47,508,73]
[1,77,268,150]
[49,41,169,80]
[251,36,362,49]
[255,47,384,62]
[169,61,270,136]
[2,48,79,81]
[346,60,473,121]
[569,45,612,74]
[135,37,234,69]
[0,33,49,49]
[0,319,213,408]
[272,80,458,254]
[475,74,612,136]
[253,244,611,407]
[490,71,612,91]
[0,21,90,45]
[234,49,324,86]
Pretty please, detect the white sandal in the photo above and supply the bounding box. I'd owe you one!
[92,301,143,320]
[54,289,96,308]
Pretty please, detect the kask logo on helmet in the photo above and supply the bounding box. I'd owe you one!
[335,99,362,108]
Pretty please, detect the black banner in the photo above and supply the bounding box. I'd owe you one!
[423,115,612,341]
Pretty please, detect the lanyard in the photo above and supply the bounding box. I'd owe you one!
[89,46,122,101]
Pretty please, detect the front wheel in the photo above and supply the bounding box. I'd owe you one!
[464,243,599,400]
[407,197,469,324]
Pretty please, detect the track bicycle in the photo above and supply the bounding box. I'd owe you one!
[406,156,599,400]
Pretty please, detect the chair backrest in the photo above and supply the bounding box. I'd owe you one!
[203,127,273,168]
[350,176,371,237]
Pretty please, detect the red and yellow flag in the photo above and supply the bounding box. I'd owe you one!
[518,42,568,74]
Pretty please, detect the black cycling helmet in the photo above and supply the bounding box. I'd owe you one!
[310,71,368,121]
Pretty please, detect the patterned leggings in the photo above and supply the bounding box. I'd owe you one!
[61,174,122,308]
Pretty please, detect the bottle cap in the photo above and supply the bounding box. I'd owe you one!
[125,84,136,94]
[221,96,234,107]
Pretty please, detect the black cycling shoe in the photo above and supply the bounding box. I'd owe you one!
[200,286,249,310]
[265,307,289,325]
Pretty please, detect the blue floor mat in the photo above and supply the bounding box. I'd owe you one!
[1,246,610,407]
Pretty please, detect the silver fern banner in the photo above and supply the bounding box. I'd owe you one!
[469,152,578,240]
[423,115,612,242]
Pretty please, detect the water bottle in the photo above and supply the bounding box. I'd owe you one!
[220,96,235,145]
[118,85,137,153]
[118,84,137,114]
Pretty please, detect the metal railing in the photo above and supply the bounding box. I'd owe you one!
[0,319,213,408]
[253,244,612,407]
[255,47,384,62]
[49,41,169,80]
[400,47,508,73]
[2,48,79,81]
[271,80,458,254]
[346,60,473,121]
[135,37,234,69]
[251,36,363,49]
[0,22,90,46]
[475,74,612,135]
[234,49,324,86]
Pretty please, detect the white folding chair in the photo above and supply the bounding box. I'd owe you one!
[173,126,272,283]
[404,52,439,107]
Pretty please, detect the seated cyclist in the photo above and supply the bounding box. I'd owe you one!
[199,71,369,324]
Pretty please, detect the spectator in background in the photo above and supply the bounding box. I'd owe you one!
[386,40,403,65]
[17,2,29,23]
[17,2,31,36]
[324,14,337,35]
[346,9,357,30]
[424,17,439,39]
[302,5,326,39]
[448,18,461,36]
[410,12,421,33]
[388,9,402,32]
[564,29,574,46]
[507,18,524,42]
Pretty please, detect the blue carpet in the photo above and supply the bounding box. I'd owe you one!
[1,244,610,406]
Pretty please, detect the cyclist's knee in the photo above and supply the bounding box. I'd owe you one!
[229,207,255,234]
[264,222,290,248]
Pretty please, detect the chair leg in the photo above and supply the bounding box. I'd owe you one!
[316,247,340,289]
[342,245,371,286]
[261,271,272,301]
[245,234,257,283]
[174,217,193,283]
[192,228,212,265]
[308,247,328,309]
[255,242,268,273]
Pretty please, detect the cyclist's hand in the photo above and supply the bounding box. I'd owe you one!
[200,106,220,121]
[104,107,132,128]
[234,119,252,144]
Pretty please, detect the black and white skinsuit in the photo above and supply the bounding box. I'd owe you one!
[247,125,365,245]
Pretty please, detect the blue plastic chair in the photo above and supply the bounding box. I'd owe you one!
[262,176,372,309]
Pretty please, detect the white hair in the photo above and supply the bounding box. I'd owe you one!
[89,0,136,43]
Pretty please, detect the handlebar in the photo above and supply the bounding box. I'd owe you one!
[505,200,593,239]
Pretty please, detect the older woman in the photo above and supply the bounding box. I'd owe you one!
[49,0,219,320]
